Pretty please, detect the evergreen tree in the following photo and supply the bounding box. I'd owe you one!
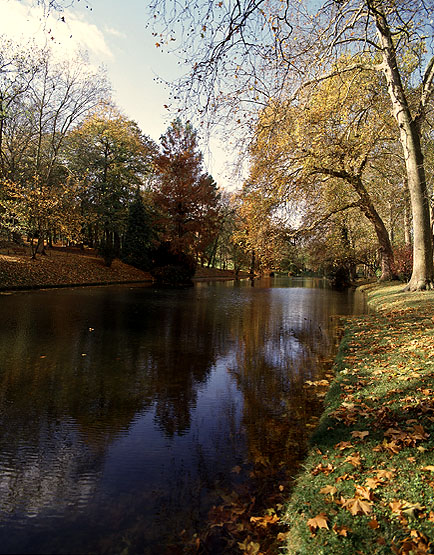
[122,192,158,271]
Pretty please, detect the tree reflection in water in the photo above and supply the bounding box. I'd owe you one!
[0,278,364,553]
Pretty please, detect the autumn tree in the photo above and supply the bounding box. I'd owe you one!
[65,102,157,253]
[248,64,406,280]
[0,177,82,258]
[0,37,40,181]
[154,119,221,263]
[0,40,108,254]
[150,0,434,290]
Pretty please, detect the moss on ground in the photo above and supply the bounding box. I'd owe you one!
[283,283,434,555]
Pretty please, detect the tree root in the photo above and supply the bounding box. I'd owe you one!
[403,279,434,292]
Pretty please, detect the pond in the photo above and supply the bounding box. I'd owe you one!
[0,277,365,553]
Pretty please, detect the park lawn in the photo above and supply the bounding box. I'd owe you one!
[283,283,434,555]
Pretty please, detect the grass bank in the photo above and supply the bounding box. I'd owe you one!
[283,283,434,554]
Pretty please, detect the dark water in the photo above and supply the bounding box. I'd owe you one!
[0,277,365,554]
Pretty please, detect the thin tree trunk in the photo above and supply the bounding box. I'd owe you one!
[353,176,396,281]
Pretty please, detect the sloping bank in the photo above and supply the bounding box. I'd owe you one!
[0,250,244,291]
[283,283,434,554]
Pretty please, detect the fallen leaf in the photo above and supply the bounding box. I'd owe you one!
[345,453,362,467]
[351,430,370,439]
[311,463,335,476]
[390,500,404,513]
[401,502,425,519]
[335,441,354,450]
[332,523,351,536]
[250,514,279,528]
[319,485,338,496]
[376,469,396,480]
[307,513,329,533]
[354,485,374,501]
[365,477,382,490]
[368,519,380,529]
[342,497,372,516]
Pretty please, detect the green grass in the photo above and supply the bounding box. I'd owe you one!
[282,283,434,554]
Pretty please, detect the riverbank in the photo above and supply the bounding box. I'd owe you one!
[0,248,245,291]
[283,283,434,554]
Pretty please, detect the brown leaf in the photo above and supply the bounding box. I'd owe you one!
[343,497,372,516]
[355,485,374,501]
[307,513,329,533]
[383,440,401,454]
[311,463,335,476]
[390,500,404,514]
[335,441,354,450]
[332,523,351,536]
[320,485,338,496]
[336,473,354,483]
[351,430,370,439]
[376,469,396,480]
[345,453,362,467]
[368,519,380,530]
[250,514,279,528]
[365,477,383,490]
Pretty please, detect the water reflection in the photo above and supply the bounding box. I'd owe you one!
[0,278,364,553]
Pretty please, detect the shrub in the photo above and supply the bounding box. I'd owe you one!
[151,242,196,285]
[98,241,117,267]
[391,244,413,281]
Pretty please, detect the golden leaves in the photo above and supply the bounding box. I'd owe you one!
[249,514,279,528]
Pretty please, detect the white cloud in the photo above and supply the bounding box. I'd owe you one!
[104,26,126,39]
[0,0,112,61]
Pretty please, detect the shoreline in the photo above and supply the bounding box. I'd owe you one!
[282,282,434,554]
[0,250,248,293]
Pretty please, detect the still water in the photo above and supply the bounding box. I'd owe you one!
[0,277,365,553]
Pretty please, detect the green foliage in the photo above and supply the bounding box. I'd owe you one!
[66,102,158,249]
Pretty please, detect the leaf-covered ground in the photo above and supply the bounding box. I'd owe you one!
[0,247,244,290]
[0,248,153,290]
[283,283,434,554]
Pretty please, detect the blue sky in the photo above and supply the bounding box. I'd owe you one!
[0,0,236,188]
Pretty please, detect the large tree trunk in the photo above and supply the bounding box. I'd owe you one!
[401,123,433,290]
[374,9,434,290]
